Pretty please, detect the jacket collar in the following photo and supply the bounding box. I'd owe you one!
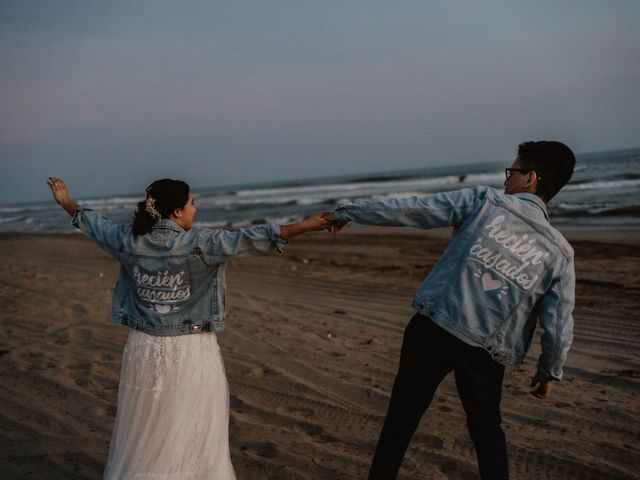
[152,219,185,234]
[513,192,549,221]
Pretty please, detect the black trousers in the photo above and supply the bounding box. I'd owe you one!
[368,313,508,480]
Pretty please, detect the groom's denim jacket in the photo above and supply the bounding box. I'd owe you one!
[335,186,575,380]
[72,208,284,336]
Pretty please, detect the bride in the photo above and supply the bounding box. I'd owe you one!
[47,176,332,479]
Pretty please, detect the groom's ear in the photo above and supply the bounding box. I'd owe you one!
[529,170,541,185]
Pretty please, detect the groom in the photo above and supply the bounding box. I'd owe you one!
[327,141,576,479]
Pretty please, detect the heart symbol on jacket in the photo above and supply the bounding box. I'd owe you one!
[481,273,502,291]
[154,304,172,314]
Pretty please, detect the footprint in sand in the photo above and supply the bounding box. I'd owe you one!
[300,423,333,443]
[440,460,458,474]
[70,328,93,343]
[248,441,279,459]
[69,361,92,387]
[95,404,117,418]
[248,366,275,377]
[229,394,247,413]
[418,433,444,449]
[282,405,315,417]
[71,303,89,317]
[100,353,115,362]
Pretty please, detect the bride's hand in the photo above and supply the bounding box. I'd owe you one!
[47,177,79,216]
[47,177,71,205]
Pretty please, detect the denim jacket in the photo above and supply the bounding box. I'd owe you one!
[335,186,575,380]
[72,207,285,336]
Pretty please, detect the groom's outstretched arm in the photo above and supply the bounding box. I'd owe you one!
[331,186,489,230]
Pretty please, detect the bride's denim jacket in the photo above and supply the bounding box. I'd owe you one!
[335,186,575,381]
[72,208,285,336]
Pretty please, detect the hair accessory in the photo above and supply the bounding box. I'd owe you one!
[145,196,162,220]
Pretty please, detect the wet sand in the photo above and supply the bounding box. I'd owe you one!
[0,227,639,479]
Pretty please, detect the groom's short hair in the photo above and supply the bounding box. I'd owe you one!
[518,141,575,202]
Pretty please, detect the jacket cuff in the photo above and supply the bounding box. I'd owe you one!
[71,206,90,229]
[269,223,288,255]
[334,207,350,221]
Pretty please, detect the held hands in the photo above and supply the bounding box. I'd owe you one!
[280,212,334,240]
[300,212,336,232]
[529,372,553,399]
[319,212,349,237]
[280,212,348,240]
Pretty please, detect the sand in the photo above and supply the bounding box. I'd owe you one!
[0,227,639,479]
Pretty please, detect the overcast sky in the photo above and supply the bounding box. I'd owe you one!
[2,1,639,203]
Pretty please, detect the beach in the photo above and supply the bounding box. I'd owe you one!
[1,228,639,480]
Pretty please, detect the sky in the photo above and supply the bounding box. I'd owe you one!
[1,1,639,204]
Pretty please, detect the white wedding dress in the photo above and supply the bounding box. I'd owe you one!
[103,330,236,479]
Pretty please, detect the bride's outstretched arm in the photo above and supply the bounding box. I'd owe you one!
[47,177,79,216]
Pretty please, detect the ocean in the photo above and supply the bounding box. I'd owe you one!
[2,148,640,233]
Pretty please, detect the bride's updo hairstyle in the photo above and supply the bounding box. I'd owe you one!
[132,179,190,235]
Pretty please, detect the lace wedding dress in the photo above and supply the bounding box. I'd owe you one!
[103,330,236,479]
